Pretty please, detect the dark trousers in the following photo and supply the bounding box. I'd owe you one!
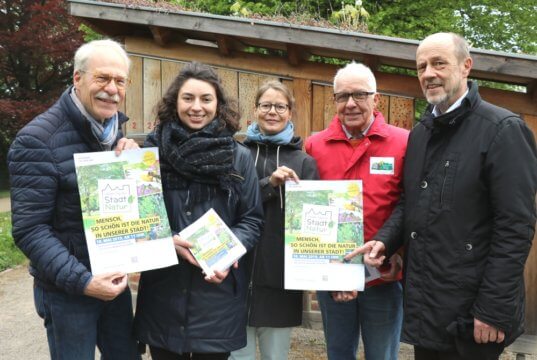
[149,346,230,360]
[414,345,501,360]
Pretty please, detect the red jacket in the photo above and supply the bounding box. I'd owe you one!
[305,111,409,285]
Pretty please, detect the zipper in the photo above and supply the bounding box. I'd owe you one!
[246,240,259,323]
[440,160,450,205]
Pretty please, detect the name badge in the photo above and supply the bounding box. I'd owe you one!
[370,157,395,175]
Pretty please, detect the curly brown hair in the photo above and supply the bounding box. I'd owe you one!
[155,61,241,132]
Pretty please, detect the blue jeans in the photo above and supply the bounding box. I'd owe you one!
[317,282,403,360]
[33,285,140,360]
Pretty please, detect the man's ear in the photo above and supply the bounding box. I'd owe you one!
[373,93,381,110]
[462,57,473,78]
[73,70,82,88]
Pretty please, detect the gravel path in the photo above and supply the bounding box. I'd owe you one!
[0,256,532,359]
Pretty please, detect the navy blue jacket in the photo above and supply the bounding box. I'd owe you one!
[8,87,128,295]
[134,133,264,353]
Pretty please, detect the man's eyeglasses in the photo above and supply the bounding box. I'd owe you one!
[80,70,130,89]
[257,102,290,114]
[334,91,375,103]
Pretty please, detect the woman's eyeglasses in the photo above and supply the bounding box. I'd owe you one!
[257,102,289,114]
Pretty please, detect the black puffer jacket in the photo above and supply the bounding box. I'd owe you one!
[134,133,264,353]
[376,82,537,350]
[8,87,128,294]
[243,136,319,327]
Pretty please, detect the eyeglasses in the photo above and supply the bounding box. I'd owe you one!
[80,70,130,89]
[334,91,375,103]
[257,102,290,114]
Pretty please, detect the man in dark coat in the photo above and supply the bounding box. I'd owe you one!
[8,39,140,359]
[346,32,537,360]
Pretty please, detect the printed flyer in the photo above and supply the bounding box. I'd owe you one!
[284,180,365,291]
[180,208,246,277]
[74,147,177,274]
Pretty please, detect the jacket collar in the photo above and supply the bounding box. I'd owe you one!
[421,81,481,131]
[325,110,390,142]
[59,86,128,151]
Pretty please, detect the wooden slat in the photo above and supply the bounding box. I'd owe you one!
[161,61,184,95]
[125,55,143,135]
[215,67,238,104]
[292,79,312,143]
[388,96,414,130]
[311,84,325,133]
[238,73,259,132]
[143,58,161,133]
[323,85,336,128]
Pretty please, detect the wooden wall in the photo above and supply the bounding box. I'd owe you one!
[123,37,537,335]
[123,55,415,140]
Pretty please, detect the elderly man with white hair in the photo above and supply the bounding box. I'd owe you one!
[8,39,140,360]
[305,62,409,360]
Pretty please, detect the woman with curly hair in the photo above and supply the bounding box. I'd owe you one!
[134,62,264,360]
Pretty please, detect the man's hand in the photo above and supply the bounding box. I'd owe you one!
[204,262,238,284]
[380,253,403,281]
[474,318,505,344]
[83,272,127,301]
[114,137,139,156]
[331,291,358,302]
[269,166,300,187]
[173,234,200,267]
[344,240,386,267]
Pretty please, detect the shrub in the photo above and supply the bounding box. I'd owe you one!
[0,212,25,271]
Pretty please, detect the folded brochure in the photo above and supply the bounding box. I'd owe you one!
[179,208,246,277]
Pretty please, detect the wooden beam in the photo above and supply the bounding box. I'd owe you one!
[125,37,537,116]
[69,0,537,83]
[362,55,380,71]
[149,26,173,46]
[286,44,305,67]
[215,35,233,57]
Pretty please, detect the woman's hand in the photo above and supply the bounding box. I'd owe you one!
[204,262,238,284]
[269,166,300,187]
[173,234,200,267]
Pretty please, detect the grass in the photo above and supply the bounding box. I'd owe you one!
[0,190,9,198]
[0,211,25,272]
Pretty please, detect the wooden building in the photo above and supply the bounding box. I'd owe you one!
[68,0,537,344]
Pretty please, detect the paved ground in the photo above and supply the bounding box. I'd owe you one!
[0,197,10,212]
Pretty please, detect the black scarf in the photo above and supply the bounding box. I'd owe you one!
[157,118,242,206]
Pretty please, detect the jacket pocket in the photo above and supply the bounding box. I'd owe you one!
[439,152,460,209]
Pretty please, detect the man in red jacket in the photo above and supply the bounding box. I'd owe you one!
[305,62,409,360]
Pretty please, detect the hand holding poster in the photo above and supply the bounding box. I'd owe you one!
[284,180,366,291]
[74,147,177,274]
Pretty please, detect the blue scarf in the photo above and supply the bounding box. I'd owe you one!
[246,121,294,145]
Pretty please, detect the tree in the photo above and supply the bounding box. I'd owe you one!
[362,0,536,55]
[0,0,84,180]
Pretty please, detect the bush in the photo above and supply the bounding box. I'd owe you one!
[0,212,25,271]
